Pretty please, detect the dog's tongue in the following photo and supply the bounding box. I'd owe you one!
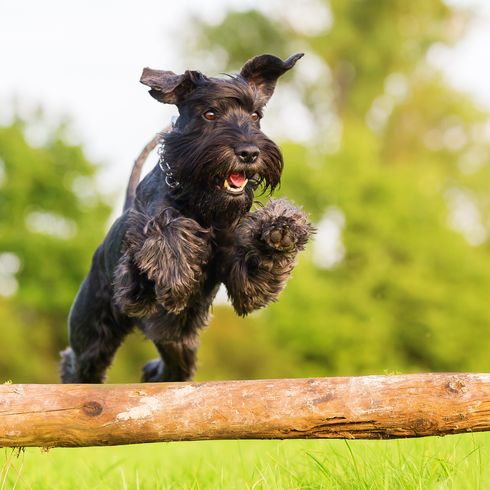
[228,172,246,187]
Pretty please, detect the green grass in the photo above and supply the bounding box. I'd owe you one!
[1,434,489,489]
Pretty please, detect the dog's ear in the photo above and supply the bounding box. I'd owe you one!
[140,69,206,104]
[239,53,304,103]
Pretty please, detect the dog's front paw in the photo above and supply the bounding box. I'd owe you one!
[113,253,159,317]
[261,216,301,252]
[256,199,314,253]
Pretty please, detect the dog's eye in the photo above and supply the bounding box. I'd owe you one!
[203,110,217,121]
[251,112,261,122]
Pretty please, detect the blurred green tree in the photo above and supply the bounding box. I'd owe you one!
[188,0,490,377]
[3,0,490,383]
[0,113,111,381]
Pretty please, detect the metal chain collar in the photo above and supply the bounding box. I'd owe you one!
[157,136,180,190]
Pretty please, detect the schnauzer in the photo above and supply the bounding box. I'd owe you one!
[60,53,313,383]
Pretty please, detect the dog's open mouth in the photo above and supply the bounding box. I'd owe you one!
[223,172,248,195]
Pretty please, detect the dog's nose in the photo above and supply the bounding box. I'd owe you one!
[235,144,260,164]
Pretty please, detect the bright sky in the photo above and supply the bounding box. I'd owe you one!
[1,0,489,199]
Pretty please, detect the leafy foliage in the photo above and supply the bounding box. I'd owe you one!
[2,0,490,382]
[0,114,111,381]
[191,0,490,377]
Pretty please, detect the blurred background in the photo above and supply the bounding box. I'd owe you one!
[1,0,490,383]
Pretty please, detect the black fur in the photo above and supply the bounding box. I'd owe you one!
[60,53,313,383]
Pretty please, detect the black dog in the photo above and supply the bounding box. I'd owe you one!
[60,53,313,383]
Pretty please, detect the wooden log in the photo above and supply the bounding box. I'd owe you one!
[1,373,489,447]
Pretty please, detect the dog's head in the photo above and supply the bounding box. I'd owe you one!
[141,53,303,224]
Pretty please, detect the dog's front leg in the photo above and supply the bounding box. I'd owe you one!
[115,208,211,315]
[223,199,313,315]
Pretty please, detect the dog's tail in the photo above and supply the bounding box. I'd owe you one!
[123,125,172,211]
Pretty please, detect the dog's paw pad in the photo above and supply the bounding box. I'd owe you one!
[269,229,282,244]
[262,218,298,252]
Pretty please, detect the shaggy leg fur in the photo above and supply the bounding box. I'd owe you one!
[114,208,211,316]
[224,199,314,316]
[112,252,158,318]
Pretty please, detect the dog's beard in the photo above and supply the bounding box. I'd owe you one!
[163,129,283,226]
[178,185,255,227]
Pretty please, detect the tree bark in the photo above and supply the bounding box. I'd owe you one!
[1,373,489,447]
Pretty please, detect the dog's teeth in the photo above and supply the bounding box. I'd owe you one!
[223,177,248,193]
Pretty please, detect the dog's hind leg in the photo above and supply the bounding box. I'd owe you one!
[60,277,132,383]
[139,310,202,382]
[60,325,125,383]
[141,336,198,382]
